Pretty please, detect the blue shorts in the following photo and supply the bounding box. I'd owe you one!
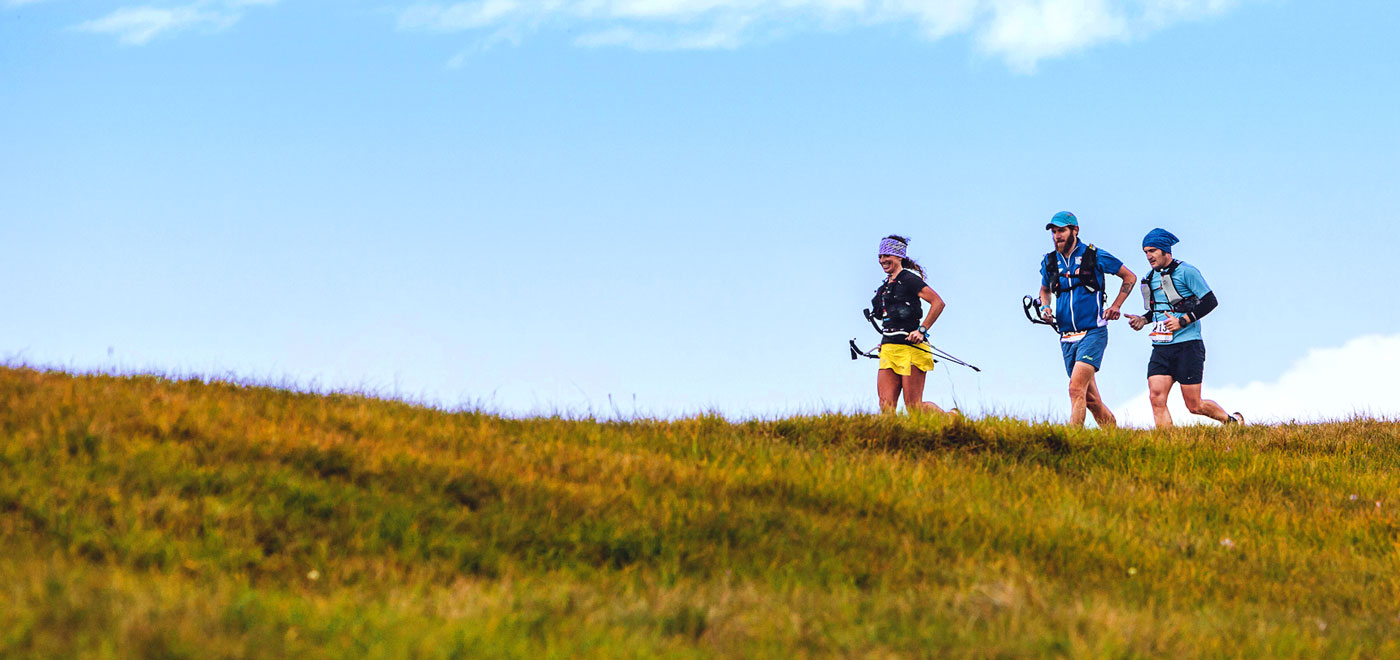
[1060,326,1108,377]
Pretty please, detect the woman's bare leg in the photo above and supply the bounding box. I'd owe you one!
[878,368,903,412]
[901,368,945,414]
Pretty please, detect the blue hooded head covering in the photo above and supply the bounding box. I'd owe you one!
[1142,228,1179,253]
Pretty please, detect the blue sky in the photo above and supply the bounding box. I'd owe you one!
[3,0,1398,423]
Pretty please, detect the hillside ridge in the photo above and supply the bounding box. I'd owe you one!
[2,367,1398,658]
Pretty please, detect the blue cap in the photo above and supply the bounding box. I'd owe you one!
[1045,211,1078,230]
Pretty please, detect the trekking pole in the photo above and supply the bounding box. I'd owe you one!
[849,334,981,373]
[923,344,981,372]
[1022,296,1058,331]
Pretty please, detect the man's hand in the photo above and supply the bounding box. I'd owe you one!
[1127,314,1147,331]
[1163,316,1185,332]
[1040,307,1055,324]
[1103,304,1122,321]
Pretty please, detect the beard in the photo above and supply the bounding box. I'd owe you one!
[1056,230,1078,252]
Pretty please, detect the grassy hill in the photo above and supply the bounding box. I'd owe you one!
[1,366,1398,659]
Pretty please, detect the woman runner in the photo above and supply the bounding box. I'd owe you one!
[871,235,950,414]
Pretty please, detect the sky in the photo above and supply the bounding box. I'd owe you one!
[3,0,1398,425]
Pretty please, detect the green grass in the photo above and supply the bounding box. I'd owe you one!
[2,366,1398,658]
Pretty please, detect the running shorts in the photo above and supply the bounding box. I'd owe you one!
[1148,339,1206,385]
[878,343,935,376]
[1059,326,1108,377]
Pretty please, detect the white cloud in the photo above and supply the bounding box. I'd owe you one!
[73,0,278,45]
[75,6,227,45]
[1115,333,1400,428]
[575,14,754,50]
[976,0,1132,72]
[397,0,1249,71]
[399,0,521,31]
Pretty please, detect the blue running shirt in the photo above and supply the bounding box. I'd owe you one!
[1039,241,1125,334]
[1143,261,1211,345]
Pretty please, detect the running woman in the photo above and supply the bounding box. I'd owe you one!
[1127,228,1244,428]
[872,235,949,414]
[1038,212,1138,428]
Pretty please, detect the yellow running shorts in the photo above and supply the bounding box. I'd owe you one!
[877,343,935,376]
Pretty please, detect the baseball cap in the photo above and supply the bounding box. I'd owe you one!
[1045,211,1078,230]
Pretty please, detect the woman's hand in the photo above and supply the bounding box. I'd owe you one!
[907,329,926,344]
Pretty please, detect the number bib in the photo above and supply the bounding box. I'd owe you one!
[1150,320,1174,343]
[1060,330,1089,344]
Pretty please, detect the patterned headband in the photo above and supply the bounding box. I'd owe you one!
[878,238,907,259]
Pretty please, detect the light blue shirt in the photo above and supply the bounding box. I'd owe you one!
[1144,261,1211,345]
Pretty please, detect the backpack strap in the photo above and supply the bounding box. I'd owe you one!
[1158,261,1184,306]
[1081,244,1104,294]
[1043,252,1062,293]
[1139,269,1156,313]
[1081,244,1106,309]
[1141,261,1189,317]
[1046,244,1103,297]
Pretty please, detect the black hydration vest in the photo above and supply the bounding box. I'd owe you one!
[1044,244,1104,296]
[871,271,925,343]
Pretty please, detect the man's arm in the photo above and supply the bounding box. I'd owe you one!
[1177,265,1216,326]
[1103,265,1137,320]
[1185,291,1218,323]
[1164,291,1218,331]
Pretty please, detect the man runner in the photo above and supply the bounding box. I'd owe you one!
[1127,228,1244,428]
[1038,211,1138,428]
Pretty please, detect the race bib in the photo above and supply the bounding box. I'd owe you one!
[1150,320,1174,343]
[1060,330,1088,344]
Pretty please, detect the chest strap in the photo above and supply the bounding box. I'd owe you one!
[1141,261,1197,316]
[1045,243,1103,295]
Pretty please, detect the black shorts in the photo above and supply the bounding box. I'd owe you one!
[1148,340,1205,385]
